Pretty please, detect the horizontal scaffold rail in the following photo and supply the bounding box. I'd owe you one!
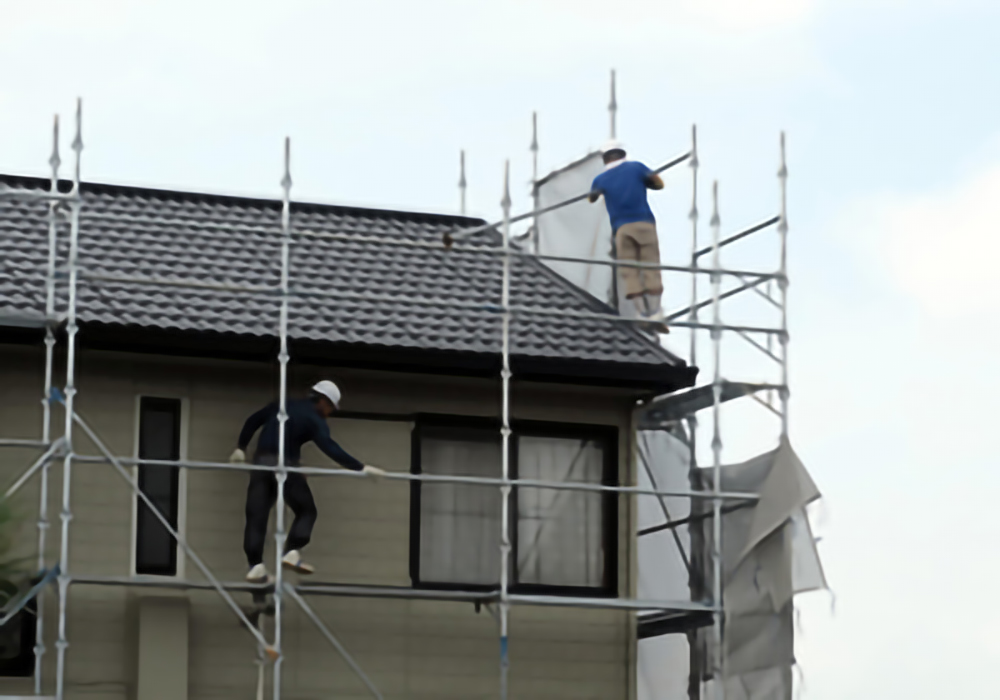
[0,188,79,203]
[0,439,52,449]
[69,453,759,502]
[74,272,786,336]
[57,208,785,283]
[693,216,780,260]
[68,575,719,614]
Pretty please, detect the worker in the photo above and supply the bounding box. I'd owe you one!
[229,380,385,583]
[589,140,668,333]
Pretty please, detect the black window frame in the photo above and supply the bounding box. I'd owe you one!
[409,414,619,598]
[0,579,37,677]
[135,396,182,577]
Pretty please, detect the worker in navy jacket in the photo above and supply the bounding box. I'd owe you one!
[589,140,668,334]
[230,380,384,582]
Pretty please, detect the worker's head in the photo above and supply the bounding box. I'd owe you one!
[601,139,626,165]
[309,380,341,418]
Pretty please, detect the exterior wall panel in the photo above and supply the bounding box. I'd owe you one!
[0,345,638,700]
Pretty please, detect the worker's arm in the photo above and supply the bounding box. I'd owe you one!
[237,402,275,450]
[312,419,365,471]
[645,172,664,190]
[588,175,603,203]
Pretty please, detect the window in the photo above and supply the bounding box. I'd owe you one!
[135,397,182,576]
[0,579,36,677]
[410,418,617,596]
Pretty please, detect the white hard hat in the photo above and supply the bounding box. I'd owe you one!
[601,139,626,155]
[311,380,341,408]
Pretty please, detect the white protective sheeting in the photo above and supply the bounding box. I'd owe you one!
[637,429,694,601]
[637,428,698,700]
[535,152,613,305]
[636,432,826,700]
[695,437,827,699]
[535,152,641,321]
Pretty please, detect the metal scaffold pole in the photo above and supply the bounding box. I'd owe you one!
[55,97,83,700]
[498,160,514,700]
[609,69,617,139]
[686,123,703,700]
[36,111,62,695]
[709,181,725,700]
[272,136,293,700]
[777,133,790,437]
[530,112,539,254]
[459,149,467,216]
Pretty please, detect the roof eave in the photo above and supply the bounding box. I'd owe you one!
[2,321,698,395]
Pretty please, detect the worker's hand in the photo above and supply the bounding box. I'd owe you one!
[588,191,602,203]
[229,448,246,464]
[362,465,386,481]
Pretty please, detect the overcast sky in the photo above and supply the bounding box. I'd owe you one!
[4,1,1000,698]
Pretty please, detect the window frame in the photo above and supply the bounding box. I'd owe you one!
[0,581,37,677]
[409,413,619,598]
[130,395,189,579]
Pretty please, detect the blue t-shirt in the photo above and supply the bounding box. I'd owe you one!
[591,161,656,232]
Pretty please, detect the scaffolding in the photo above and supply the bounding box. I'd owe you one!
[0,96,790,700]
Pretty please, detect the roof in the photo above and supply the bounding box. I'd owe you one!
[0,174,697,393]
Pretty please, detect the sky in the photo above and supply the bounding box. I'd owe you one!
[3,0,1000,697]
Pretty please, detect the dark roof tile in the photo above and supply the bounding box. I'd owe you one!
[0,175,692,384]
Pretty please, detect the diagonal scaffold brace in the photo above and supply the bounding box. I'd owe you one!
[49,389,278,660]
[4,437,65,500]
[282,584,384,700]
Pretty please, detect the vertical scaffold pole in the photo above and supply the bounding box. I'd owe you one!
[709,181,725,700]
[36,112,61,695]
[686,124,702,700]
[530,112,539,254]
[498,160,513,700]
[777,133,790,438]
[55,98,83,700]
[608,70,617,139]
[459,150,467,217]
[272,137,293,700]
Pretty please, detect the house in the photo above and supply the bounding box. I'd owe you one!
[0,174,698,700]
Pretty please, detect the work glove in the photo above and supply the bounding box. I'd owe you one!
[362,465,386,481]
[229,448,246,464]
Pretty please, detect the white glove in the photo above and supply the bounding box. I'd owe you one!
[229,448,246,464]
[362,465,386,481]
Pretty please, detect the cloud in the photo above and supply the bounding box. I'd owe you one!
[845,162,1000,320]
[675,0,818,32]
[884,167,1000,318]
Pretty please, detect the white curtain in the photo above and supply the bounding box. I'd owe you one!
[419,432,502,585]
[516,436,605,587]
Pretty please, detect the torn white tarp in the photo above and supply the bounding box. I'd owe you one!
[695,437,827,698]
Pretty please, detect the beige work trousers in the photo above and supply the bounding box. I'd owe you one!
[615,221,663,299]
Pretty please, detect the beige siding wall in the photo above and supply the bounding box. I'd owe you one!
[0,344,640,700]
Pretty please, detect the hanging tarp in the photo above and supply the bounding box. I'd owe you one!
[694,437,827,698]
[534,152,618,309]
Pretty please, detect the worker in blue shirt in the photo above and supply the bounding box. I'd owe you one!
[230,380,384,582]
[589,140,668,333]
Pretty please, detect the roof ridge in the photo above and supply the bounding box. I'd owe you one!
[0,172,486,228]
